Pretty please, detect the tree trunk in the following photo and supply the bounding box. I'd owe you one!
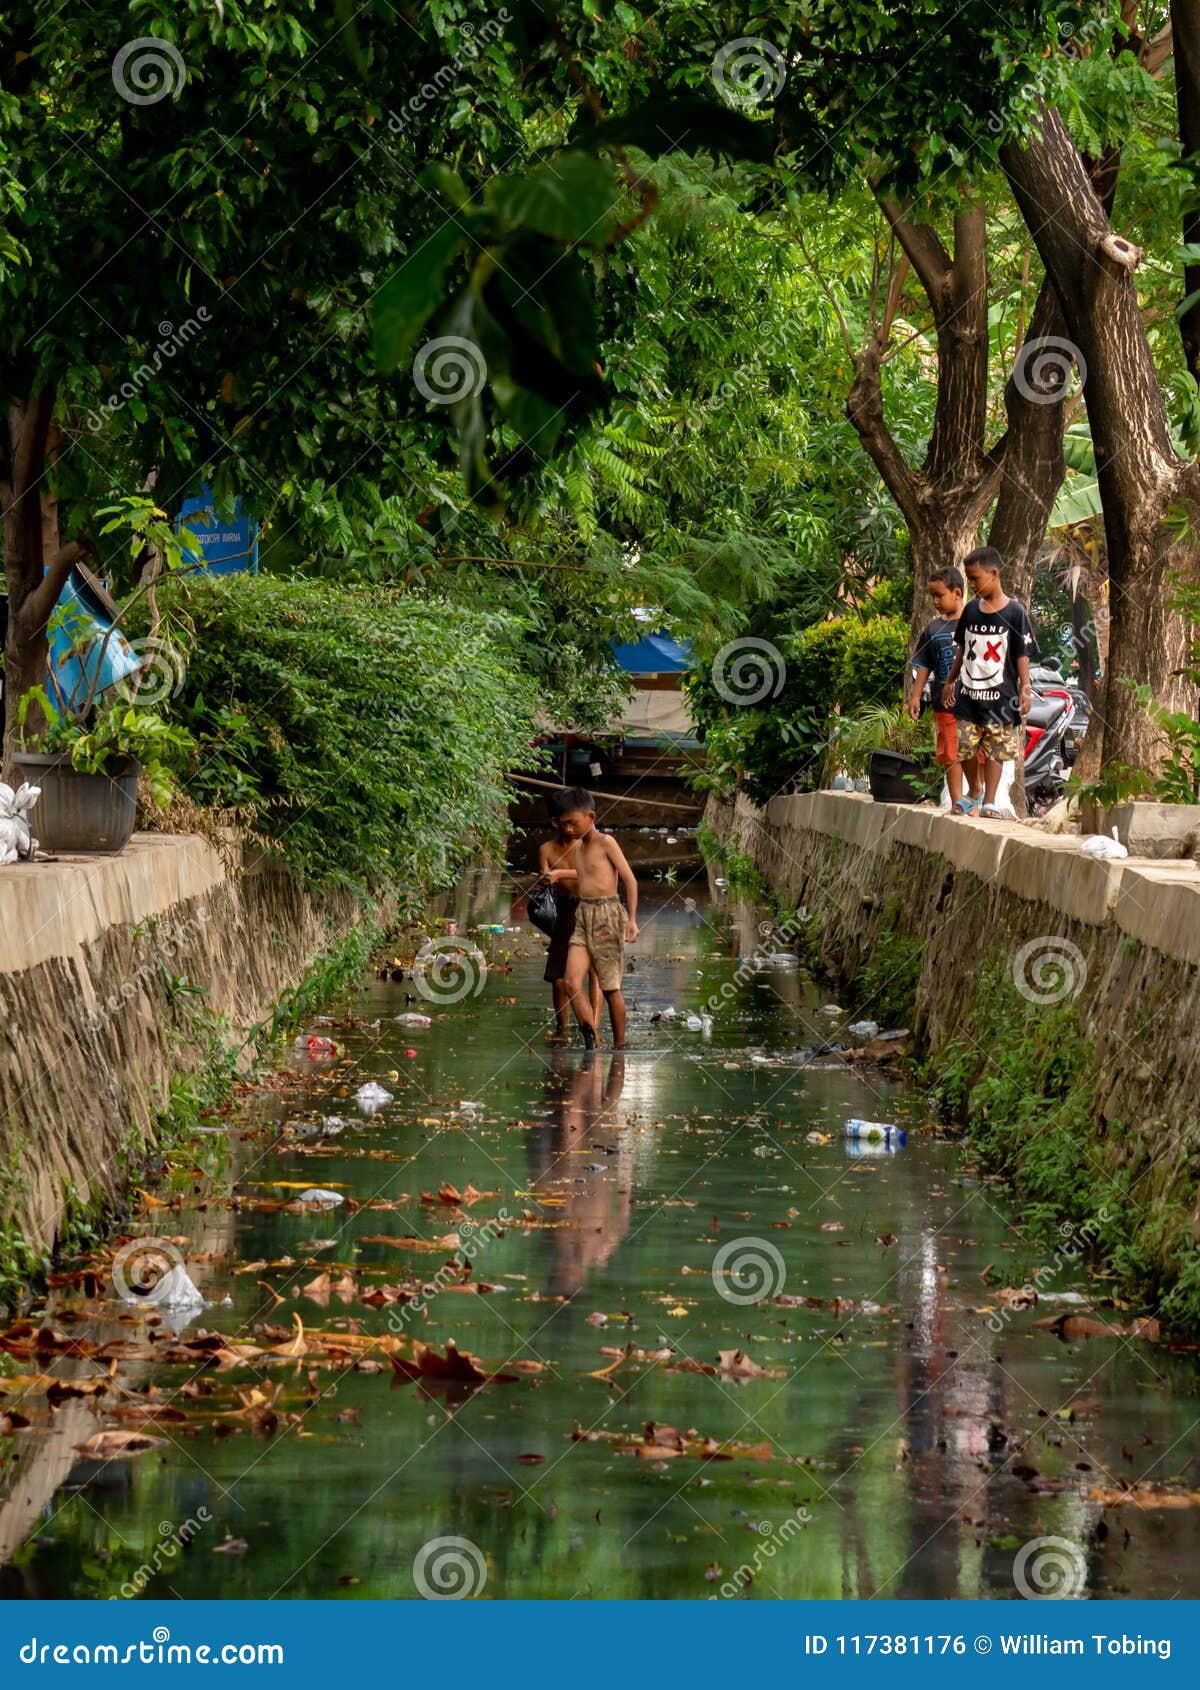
[1173,0,1200,383]
[1001,101,1200,779]
[846,199,1004,649]
[986,276,1070,609]
[1,391,83,771]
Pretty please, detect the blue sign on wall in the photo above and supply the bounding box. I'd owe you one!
[177,484,259,574]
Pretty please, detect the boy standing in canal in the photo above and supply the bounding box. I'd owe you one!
[543,787,639,1051]
[538,789,603,1042]
[941,546,1038,819]
[909,565,984,815]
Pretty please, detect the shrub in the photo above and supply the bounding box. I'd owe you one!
[691,611,909,805]
[154,574,537,893]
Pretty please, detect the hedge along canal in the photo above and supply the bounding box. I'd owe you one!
[1,876,1197,1601]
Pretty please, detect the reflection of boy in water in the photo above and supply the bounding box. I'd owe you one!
[531,1053,630,1299]
[537,789,602,1043]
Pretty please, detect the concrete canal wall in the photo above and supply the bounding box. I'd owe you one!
[0,835,377,1267]
[704,791,1200,1318]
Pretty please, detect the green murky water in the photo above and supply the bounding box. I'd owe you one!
[3,868,1199,1601]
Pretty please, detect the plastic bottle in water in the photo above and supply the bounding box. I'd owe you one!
[844,1118,906,1146]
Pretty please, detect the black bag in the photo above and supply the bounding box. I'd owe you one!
[527,883,559,937]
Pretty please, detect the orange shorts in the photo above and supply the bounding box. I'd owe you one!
[933,710,958,766]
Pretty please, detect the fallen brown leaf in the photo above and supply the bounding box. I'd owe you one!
[73,1429,166,1459]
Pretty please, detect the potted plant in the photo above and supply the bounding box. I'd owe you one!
[12,688,193,854]
[828,705,936,805]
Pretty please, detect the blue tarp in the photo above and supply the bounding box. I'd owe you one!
[609,630,692,675]
[47,566,142,715]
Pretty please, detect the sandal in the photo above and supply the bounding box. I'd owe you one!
[954,796,982,816]
[980,805,1005,820]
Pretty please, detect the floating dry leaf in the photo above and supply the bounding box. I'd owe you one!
[390,1340,516,1387]
[73,1429,166,1459]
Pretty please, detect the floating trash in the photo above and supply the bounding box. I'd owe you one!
[847,1019,879,1040]
[354,1082,393,1112]
[295,1188,345,1209]
[294,1034,337,1059]
[395,1012,432,1028]
[844,1119,906,1146]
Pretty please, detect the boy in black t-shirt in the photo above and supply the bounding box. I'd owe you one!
[941,546,1038,818]
[909,566,984,814]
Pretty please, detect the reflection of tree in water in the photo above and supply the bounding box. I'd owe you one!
[528,1053,631,1300]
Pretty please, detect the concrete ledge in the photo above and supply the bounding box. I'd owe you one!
[1115,864,1200,966]
[927,813,1016,882]
[0,834,227,973]
[998,833,1124,925]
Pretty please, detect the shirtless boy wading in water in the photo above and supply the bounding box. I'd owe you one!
[542,788,639,1051]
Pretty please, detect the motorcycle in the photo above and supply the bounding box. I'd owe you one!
[1023,664,1077,814]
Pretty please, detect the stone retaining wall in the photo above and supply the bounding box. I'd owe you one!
[0,835,376,1261]
[705,791,1200,1305]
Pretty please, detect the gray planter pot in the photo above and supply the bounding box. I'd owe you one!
[11,751,141,854]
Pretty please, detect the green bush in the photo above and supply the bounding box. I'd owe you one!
[691,611,909,805]
[156,575,537,893]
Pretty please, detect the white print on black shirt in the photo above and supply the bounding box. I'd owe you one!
[962,628,1009,702]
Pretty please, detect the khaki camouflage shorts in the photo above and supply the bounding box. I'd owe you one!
[568,896,625,992]
[957,720,1023,763]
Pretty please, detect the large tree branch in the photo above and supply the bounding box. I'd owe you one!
[19,540,88,634]
[846,326,920,524]
[875,195,952,308]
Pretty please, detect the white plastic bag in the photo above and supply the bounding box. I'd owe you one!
[0,782,40,864]
[1081,827,1128,861]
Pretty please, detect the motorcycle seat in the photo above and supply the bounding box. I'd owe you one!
[1026,692,1069,728]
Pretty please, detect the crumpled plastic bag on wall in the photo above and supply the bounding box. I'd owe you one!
[0,782,40,865]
